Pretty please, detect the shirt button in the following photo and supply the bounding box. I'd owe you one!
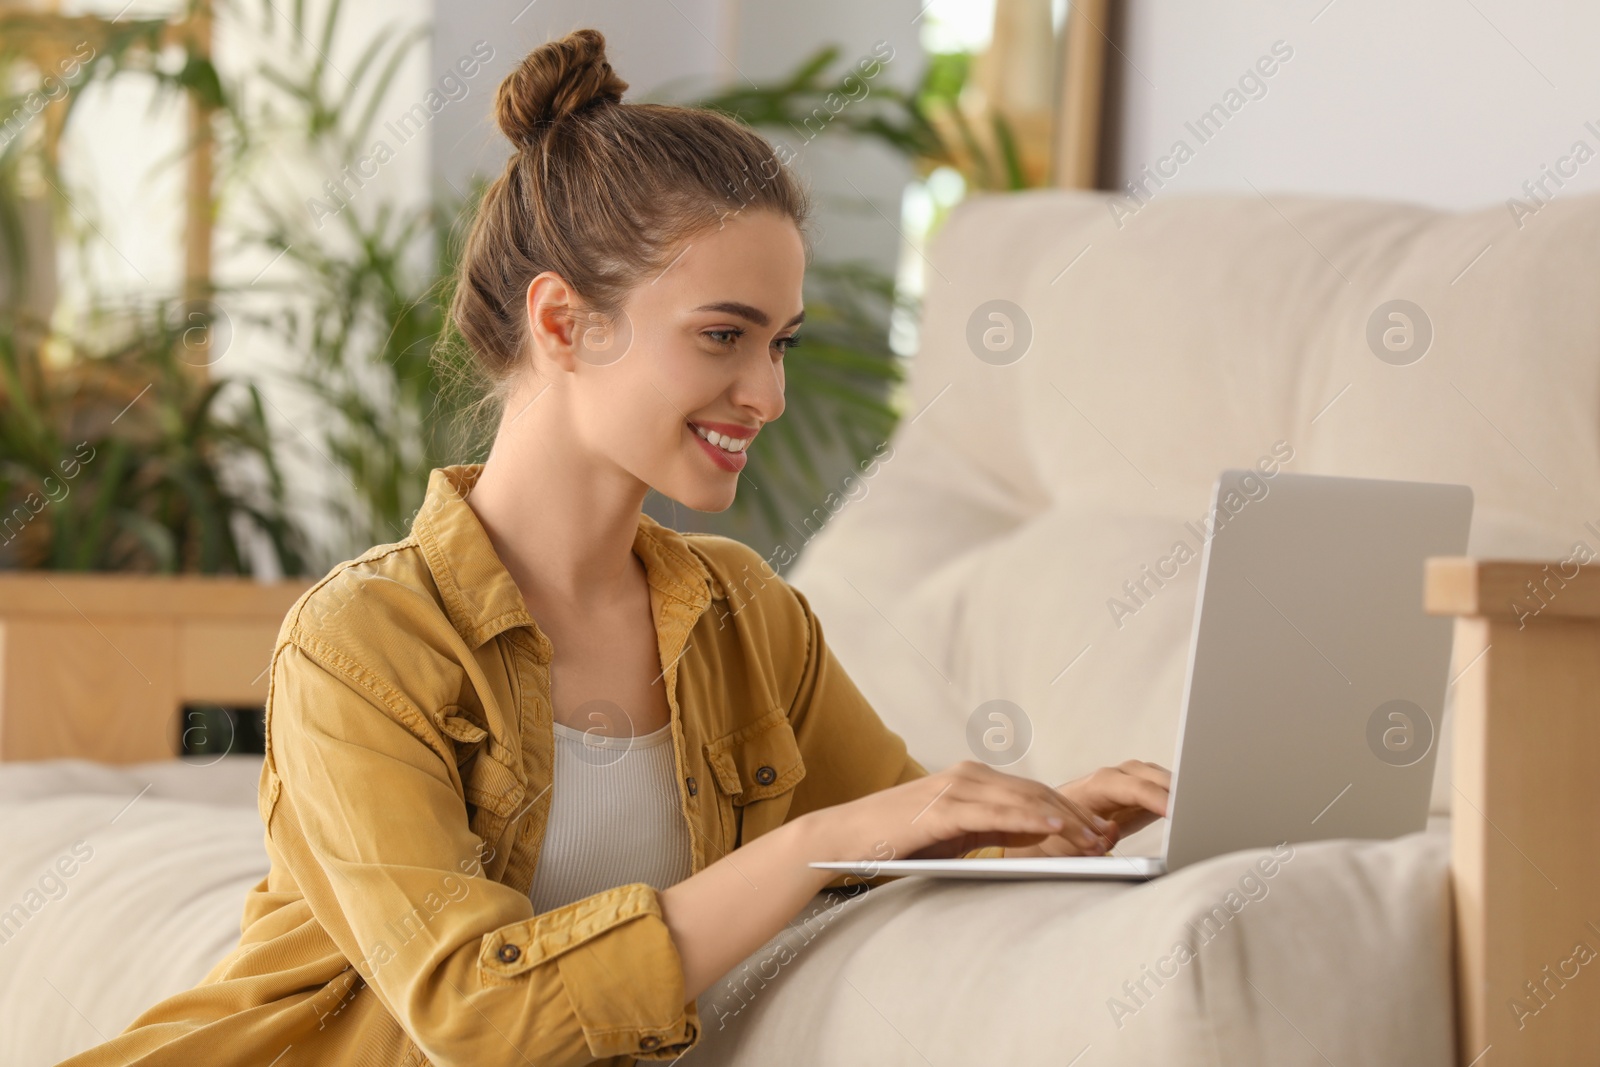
[685,775,698,796]
[496,944,521,964]
[754,765,777,785]
[639,1036,662,1051]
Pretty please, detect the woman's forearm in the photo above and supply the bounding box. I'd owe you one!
[657,760,1156,1003]
[657,811,841,1001]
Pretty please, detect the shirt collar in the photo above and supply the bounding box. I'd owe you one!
[411,463,719,657]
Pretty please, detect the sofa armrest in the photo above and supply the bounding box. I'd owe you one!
[1424,557,1600,1066]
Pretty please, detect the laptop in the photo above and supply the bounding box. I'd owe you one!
[810,469,1474,882]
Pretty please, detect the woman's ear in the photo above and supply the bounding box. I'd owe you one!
[525,270,582,373]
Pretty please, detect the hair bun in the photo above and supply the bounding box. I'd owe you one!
[496,28,628,147]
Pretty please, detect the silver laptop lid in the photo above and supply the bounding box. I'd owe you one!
[1160,469,1473,871]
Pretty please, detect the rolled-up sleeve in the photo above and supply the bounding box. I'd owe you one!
[265,638,699,1065]
[777,584,1005,882]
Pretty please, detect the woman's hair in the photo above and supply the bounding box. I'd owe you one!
[447,27,813,426]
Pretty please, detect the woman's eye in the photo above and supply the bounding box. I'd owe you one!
[706,328,743,346]
[774,334,802,355]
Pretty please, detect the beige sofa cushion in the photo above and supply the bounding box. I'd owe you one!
[687,830,1454,1066]
[0,759,266,1067]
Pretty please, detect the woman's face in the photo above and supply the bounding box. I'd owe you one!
[522,209,806,513]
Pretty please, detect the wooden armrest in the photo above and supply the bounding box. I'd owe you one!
[1425,556,1600,621]
[1425,557,1600,1066]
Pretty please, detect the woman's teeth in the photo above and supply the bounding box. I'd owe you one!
[691,423,750,453]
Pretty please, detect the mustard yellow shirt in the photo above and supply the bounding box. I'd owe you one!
[61,462,998,1067]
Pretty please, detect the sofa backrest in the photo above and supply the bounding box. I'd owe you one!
[786,188,1600,823]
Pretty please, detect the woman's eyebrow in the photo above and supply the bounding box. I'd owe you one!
[694,301,806,328]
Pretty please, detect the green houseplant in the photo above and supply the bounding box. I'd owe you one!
[0,305,307,573]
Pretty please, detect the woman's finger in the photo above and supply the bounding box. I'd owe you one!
[1085,767,1170,817]
[944,798,1075,841]
[922,767,1106,853]
[1117,759,1173,790]
[955,767,1112,847]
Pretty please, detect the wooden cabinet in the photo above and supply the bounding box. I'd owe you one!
[0,573,312,762]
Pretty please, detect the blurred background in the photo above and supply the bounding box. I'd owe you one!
[5,0,1592,581]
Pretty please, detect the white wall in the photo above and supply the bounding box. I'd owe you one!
[1112,0,1600,213]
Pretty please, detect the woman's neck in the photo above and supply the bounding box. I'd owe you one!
[465,416,650,614]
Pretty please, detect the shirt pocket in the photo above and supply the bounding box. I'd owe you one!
[438,703,490,762]
[703,705,807,848]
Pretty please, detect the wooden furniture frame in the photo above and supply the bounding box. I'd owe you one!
[0,1,220,378]
[1052,0,1112,189]
[1425,557,1600,1065]
[0,572,311,762]
[2,559,1594,1063]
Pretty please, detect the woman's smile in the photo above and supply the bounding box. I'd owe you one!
[687,418,756,472]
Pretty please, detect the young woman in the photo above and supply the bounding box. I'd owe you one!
[63,28,1169,1067]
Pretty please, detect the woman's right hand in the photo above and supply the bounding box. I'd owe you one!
[804,760,1119,866]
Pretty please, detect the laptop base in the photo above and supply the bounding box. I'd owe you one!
[809,855,1166,881]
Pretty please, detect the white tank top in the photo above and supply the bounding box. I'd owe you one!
[527,719,695,914]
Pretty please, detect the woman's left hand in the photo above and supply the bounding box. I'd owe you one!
[1003,760,1172,858]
